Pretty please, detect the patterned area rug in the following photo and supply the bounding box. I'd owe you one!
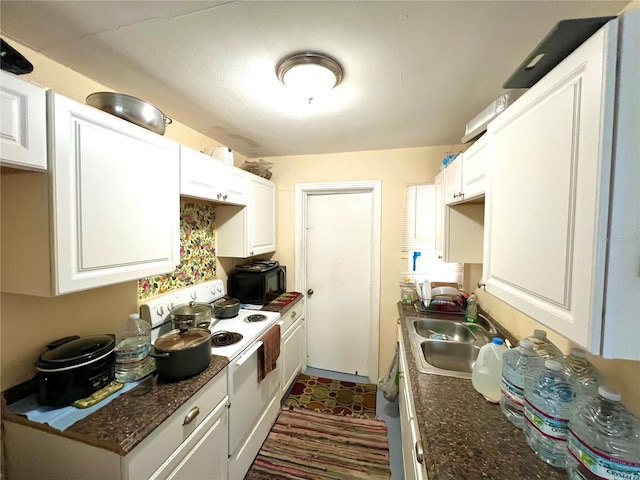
[283,373,377,419]
[245,407,391,480]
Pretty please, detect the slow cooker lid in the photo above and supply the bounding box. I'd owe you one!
[37,334,115,368]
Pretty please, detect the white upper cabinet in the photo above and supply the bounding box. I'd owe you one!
[443,155,463,205]
[482,16,639,358]
[444,136,488,206]
[216,173,276,258]
[460,135,488,201]
[434,169,484,264]
[0,71,47,171]
[1,92,180,296]
[180,145,246,206]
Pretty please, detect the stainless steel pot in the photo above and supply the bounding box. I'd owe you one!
[150,328,211,380]
[170,301,212,330]
[86,92,172,135]
[213,297,240,319]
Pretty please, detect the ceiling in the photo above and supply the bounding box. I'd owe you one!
[0,1,628,158]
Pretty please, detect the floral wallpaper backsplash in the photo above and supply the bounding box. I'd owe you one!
[138,202,217,299]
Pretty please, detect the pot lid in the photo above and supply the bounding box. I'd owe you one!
[36,334,115,369]
[170,301,211,316]
[156,328,211,351]
[214,298,239,307]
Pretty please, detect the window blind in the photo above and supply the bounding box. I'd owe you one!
[402,184,436,252]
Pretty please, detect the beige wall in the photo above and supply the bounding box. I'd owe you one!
[263,146,452,377]
[0,38,223,391]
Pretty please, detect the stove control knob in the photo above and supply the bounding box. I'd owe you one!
[155,305,164,316]
[191,291,197,300]
[216,284,223,293]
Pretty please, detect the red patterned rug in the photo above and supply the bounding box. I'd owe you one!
[245,407,391,480]
[283,373,377,419]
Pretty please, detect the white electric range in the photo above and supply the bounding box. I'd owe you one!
[139,279,283,479]
[139,279,281,361]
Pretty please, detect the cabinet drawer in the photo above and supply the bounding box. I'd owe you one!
[126,369,227,480]
[280,299,305,334]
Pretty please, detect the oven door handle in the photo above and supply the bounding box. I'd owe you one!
[234,341,263,367]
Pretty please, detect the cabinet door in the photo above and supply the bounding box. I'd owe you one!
[398,325,427,480]
[483,20,617,351]
[461,135,488,201]
[247,174,276,256]
[149,397,229,480]
[50,93,180,295]
[0,71,47,170]
[180,145,246,206]
[282,317,304,396]
[433,171,445,260]
[443,155,462,205]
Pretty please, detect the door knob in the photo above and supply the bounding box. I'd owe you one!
[307,288,314,297]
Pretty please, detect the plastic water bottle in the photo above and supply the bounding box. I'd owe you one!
[524,329,563,360]
[471,337,507,403]
[523,359,578,468]
[500,339,543,429]
[115,313,154,382]
[562,348,603,397]
[567,386,640,480]
[465,293,478,323]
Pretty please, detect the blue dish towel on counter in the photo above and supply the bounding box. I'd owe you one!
[6,380,141,431]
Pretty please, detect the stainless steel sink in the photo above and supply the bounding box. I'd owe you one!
[405,314,498,378]
[420,341,480,374]
[413,318,475,342]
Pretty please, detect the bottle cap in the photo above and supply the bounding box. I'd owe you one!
[569,348,587,359]
[492,337,504,345]
[533,329,547,340]
[598,386,622,402]
[545,359,562,371]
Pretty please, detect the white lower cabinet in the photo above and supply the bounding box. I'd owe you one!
[280,300,305,396]
[0,71,47,171]
[482,14,639,359]
[398,324,428,480]
[1,91,180,296]
[4,369,229,480]
[217,173,276,258]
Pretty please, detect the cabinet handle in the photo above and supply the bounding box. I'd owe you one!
[437,255,443,260]
[291,311,296,318]
[477,281,486,289]
[183,406,200,425]
[415,440,425,464]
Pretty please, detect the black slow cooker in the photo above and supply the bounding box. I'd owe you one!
[35,334,116,406]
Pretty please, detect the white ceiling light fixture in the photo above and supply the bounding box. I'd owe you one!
[277,52,343,104]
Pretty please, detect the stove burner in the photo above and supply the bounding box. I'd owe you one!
[211,331,243,347]
[245,314,268,323]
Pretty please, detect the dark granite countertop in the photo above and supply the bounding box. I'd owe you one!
[397,303,566,480]
[1,294,305,457]
[2,356,228,456]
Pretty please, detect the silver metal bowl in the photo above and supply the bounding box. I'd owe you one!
[86,92,172,135]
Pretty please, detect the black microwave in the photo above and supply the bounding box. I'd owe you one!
[228,265,286,305]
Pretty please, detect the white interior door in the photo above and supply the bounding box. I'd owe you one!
[296,182,381,379]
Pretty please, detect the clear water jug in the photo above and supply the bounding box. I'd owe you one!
[472,337,507,403]
[523,359,578,468]
[562,348,603,397]
[500,338,542,429]
[567,386,640,480]
[524,329,563,360]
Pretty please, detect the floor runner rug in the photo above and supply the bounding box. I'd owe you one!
[245,407,391,480]
[283,373,377,419]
